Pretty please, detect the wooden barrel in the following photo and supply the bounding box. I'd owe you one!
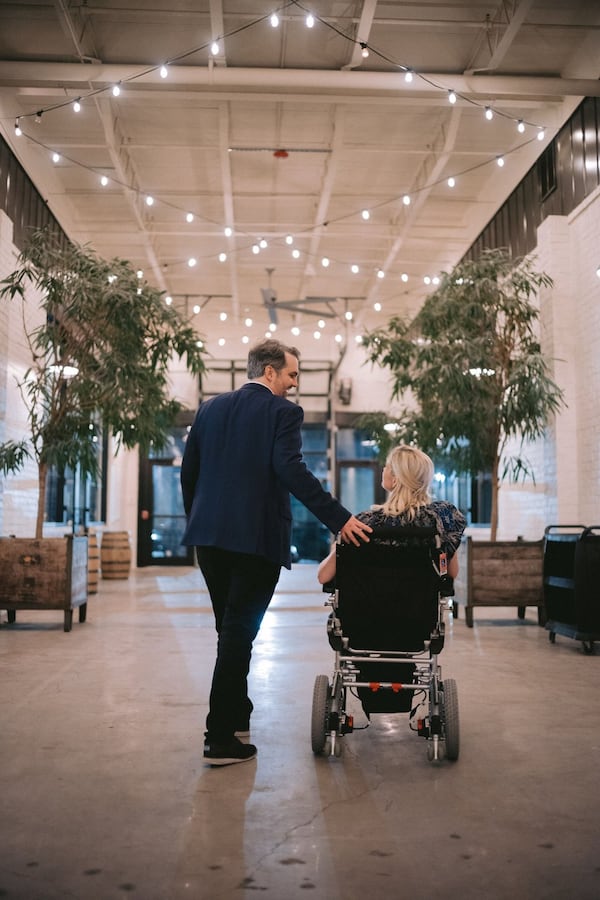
[87,531,100,594]
[101,531,131,580]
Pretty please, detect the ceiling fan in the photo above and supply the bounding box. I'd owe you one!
[260,269,359,326]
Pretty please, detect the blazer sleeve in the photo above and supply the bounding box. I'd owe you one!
[272,402,351,535]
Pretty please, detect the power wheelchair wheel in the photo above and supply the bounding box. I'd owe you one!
[311,674,330,754]
[441,678,460,761]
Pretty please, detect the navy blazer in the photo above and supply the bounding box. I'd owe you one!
[181,383,351,569]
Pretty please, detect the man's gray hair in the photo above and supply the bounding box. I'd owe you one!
[247,339,300,379]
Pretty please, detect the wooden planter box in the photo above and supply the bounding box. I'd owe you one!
[453,537,545,628]
[0,535,88,632]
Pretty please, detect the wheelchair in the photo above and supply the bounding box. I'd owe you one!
[311,525,460,763]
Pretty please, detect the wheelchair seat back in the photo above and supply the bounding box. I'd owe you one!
[335,525,441,652]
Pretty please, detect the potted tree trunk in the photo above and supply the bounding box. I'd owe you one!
[362,248,565,626]
[0,227,206,630]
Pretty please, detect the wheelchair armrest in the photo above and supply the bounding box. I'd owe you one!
[440,574,455,597]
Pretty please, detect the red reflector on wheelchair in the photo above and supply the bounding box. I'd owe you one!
[369,682,381,692]
[391,683,403,693]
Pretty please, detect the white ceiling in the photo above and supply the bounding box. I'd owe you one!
[1,0,600,360]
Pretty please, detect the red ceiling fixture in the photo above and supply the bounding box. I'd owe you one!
[273,149,289,158]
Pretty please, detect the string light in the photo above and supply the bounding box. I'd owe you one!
[292,248,300,259]
[401,273,409,282]
[285,234,294,244]
[186,212,194,223]
[224,226,233,237]
[351,264,359,274]
[361,209,370,220]
[252,244,260,254]
[321,257,330,267]
[219,252,227,262]
[188,257,197,267]
[10,4,554,289]
[377,269,385,279]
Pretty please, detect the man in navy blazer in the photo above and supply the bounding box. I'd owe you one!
[181,339,371,765]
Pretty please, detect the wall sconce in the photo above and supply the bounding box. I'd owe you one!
[337,377,352,405]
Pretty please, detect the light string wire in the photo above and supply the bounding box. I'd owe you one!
[7,0,551,282]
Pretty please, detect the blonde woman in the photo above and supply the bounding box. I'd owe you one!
[318,444,466,584]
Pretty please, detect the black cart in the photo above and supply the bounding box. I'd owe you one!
[543,525,600,654]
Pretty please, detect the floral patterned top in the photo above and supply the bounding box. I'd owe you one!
[356,500,466,559]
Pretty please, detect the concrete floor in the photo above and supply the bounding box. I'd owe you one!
[1,563,599,900]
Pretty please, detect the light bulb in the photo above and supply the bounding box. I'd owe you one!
[242,335,249,344]
[401,273,408,282]
[321,257,330,267]
[291,326,300,336]
[447,176,455,188]
[211,41,219,56]
[292,248,300,259]
[245,317,253,327]
[136,270,144,279]
[219,312,227,321]
[485,106,493,120]
[218,338,226,346]
[188,257,197,267]
[424,276,431,285]
[318,319,326,329]
[517,120,525,133]
[351,264,359,274]
[335,334,343,343]
[160,65,168,78]
[404,70,413,83]
[285,234,293,245]
[219,252,227,262]
[52,152,60,163]
[497,156,505,167]
[224,226,233,237]
[100,175,109,186]
[306,13,314,27]
[270,12,279,27]
[186,212,194,223]
[374,302,382,311]
[165,295,173,306]
[361,209,370,220]
[73,99,81,113]
[377,269,385,279]
[14,119,22,136]
[360,43,369,58]
[403,194,411,206]
[252,244,260,254]
[537,128,545,141]
[448,90,457,104]
[112,84,121,97]
[259,238,267,249]
[145,195,154,206]
[345,311,353,321]
[313,330,321,339]
[193,305,200,314]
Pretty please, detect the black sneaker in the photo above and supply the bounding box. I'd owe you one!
[204,736,257,766]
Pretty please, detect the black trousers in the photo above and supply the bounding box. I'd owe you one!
[196,546,281,743]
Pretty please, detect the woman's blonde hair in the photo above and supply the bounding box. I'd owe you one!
[379,444,434,518]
